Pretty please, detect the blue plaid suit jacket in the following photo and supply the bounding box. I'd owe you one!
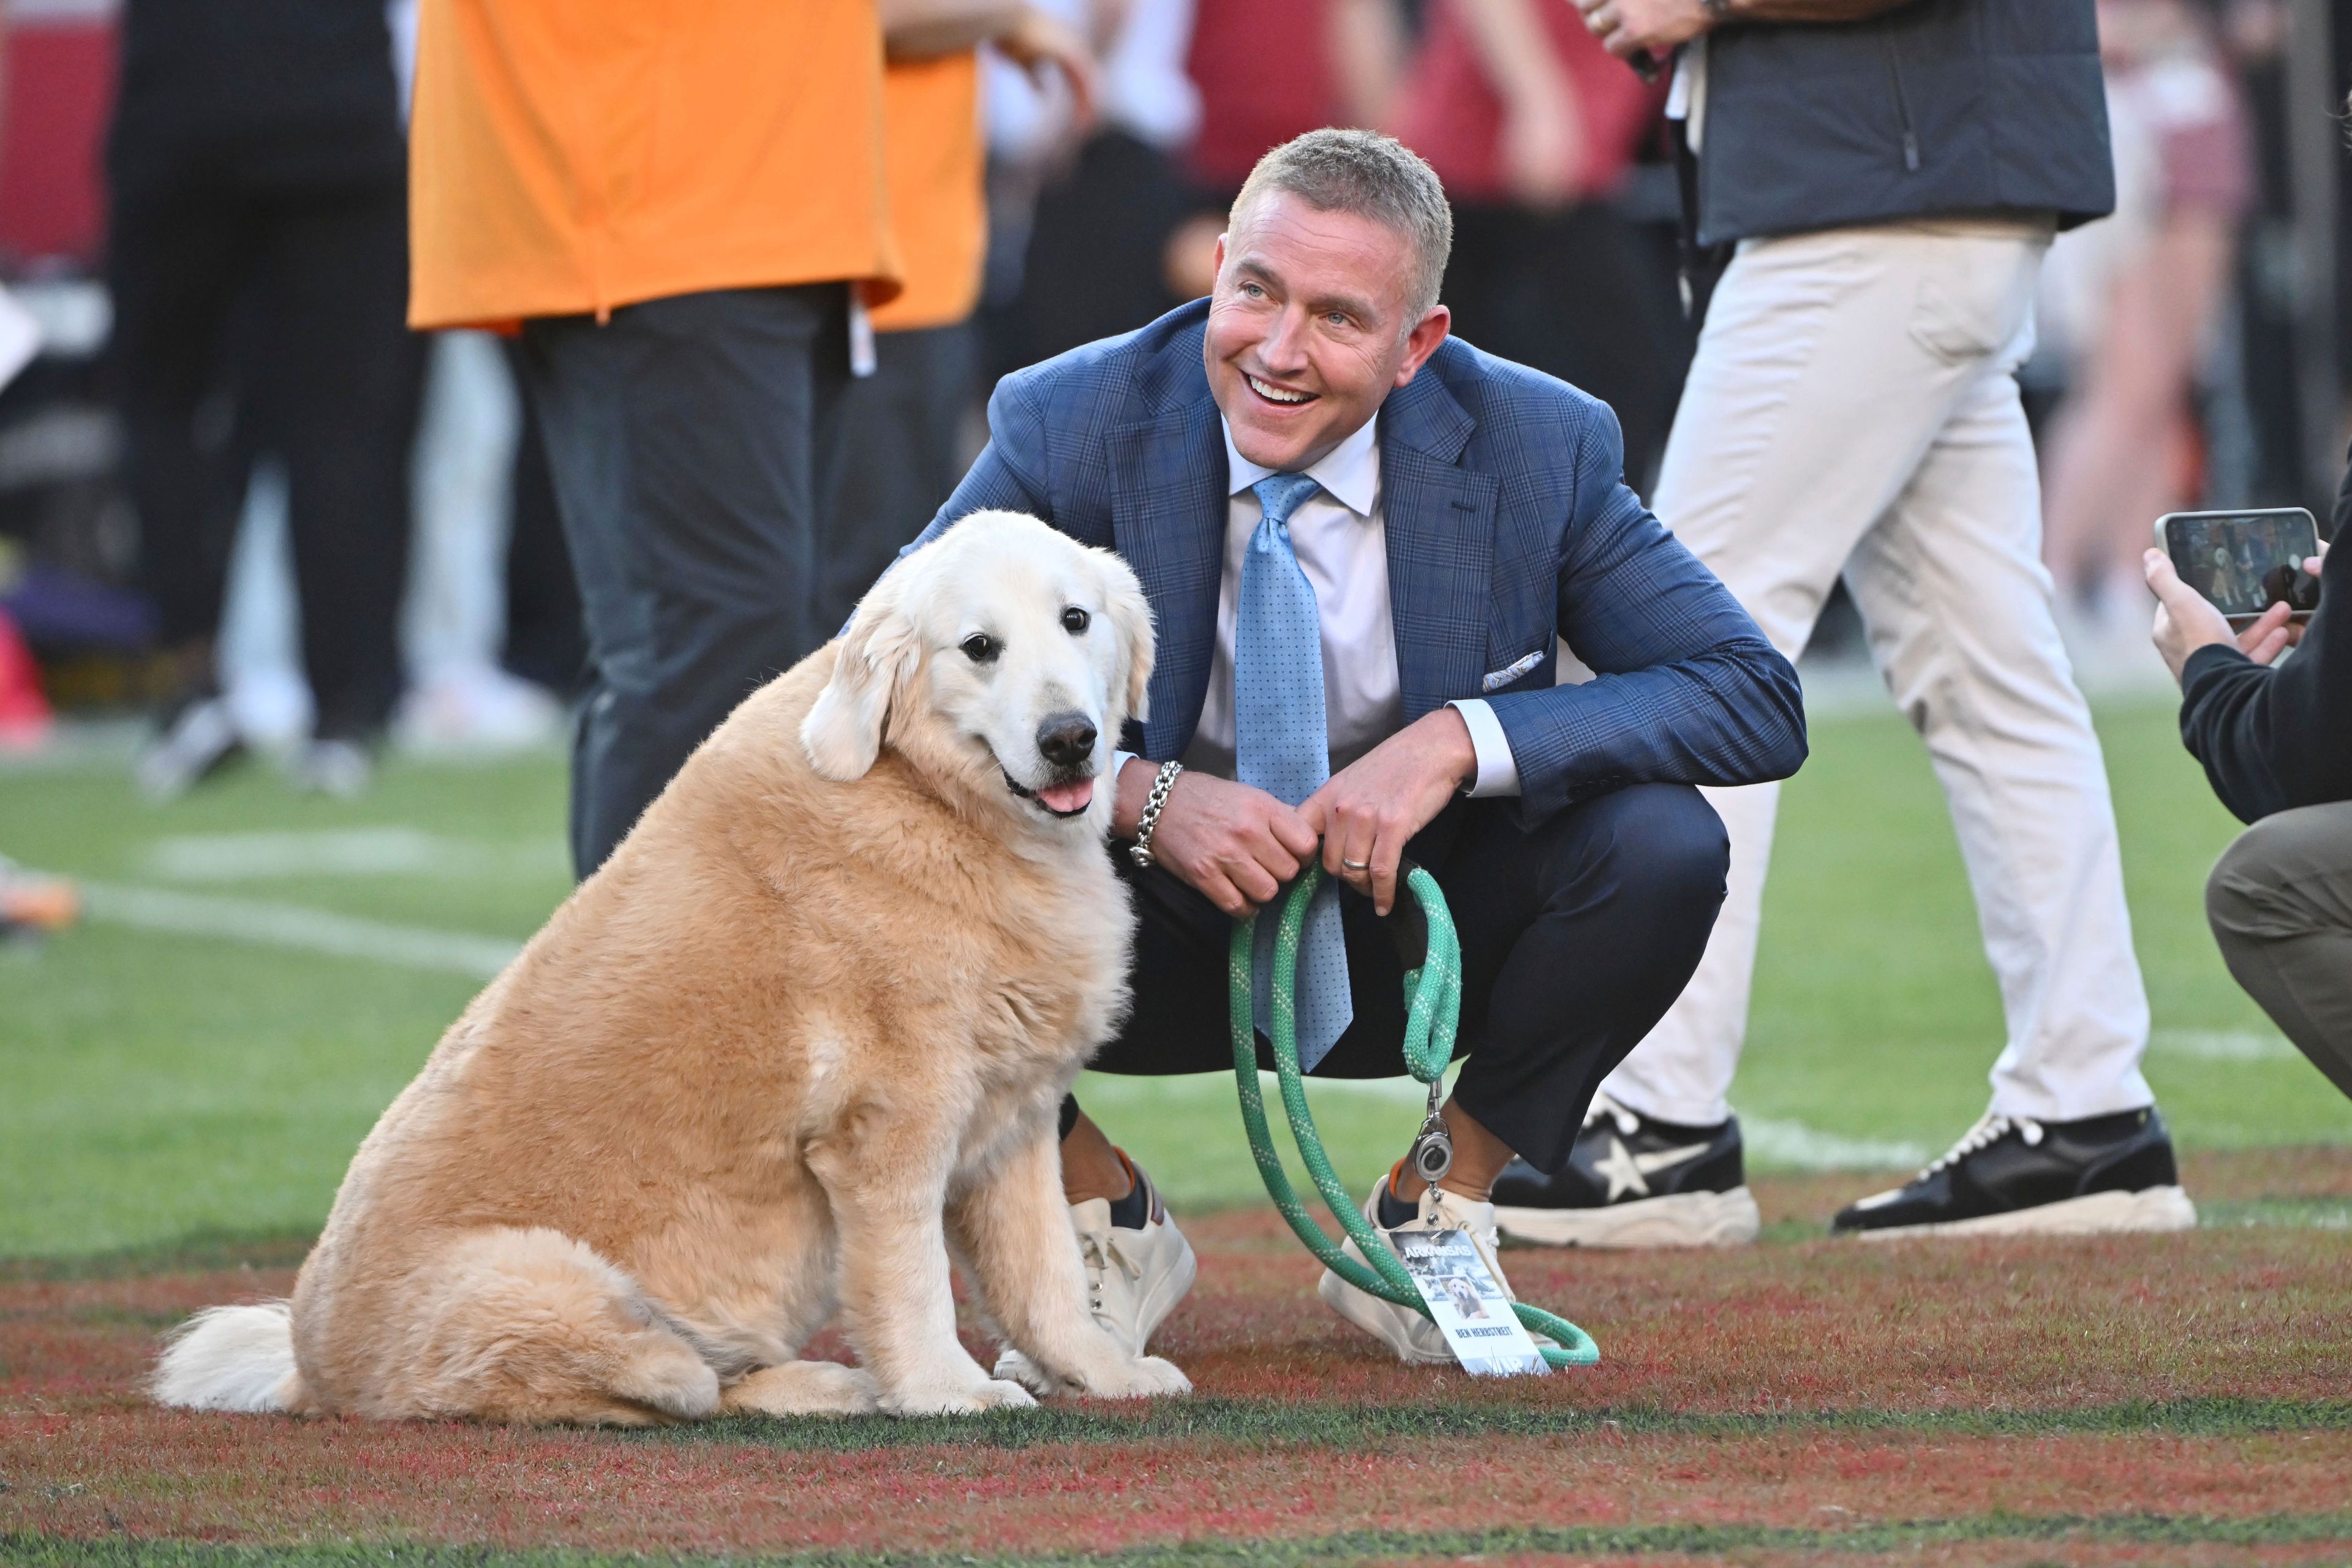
[903,301,1807,824]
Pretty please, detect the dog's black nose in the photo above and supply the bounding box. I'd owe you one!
[1036,712,1097,769]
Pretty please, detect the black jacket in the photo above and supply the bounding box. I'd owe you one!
[1695,0,2114,246]
[2178,469,2352,824]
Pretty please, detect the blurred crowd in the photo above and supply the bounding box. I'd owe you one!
[0,0,2340,790]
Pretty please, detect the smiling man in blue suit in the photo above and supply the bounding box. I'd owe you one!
[899,129,1806,1371]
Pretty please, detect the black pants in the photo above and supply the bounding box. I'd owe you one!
[519,284,853,879]
[1084,783,1730,1173]
[498,339,586,699]
[816,320,979,635]
[109,164,417,738]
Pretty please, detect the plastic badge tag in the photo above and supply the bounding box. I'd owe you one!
[1384,1229,1550,1377]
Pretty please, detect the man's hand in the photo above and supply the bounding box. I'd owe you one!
[1499,87,1590,208]
[998,4,1101,127]
[1121,761,1322,918]
[2144,546,2320,682]
[1575,0,1714,60]
[1298,708,1477,916]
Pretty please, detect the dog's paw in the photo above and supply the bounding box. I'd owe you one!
[721,1360,880,1418]
[1069,1354,1191,1400]
[880,1377,1040,1417]
[991,1348,1072,1398]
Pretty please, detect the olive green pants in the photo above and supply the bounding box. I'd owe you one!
[2206,802,2352,1103]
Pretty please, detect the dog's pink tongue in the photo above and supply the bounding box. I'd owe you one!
[1039,778,1095,814]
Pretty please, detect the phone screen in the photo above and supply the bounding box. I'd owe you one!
[2162,511,2322,620]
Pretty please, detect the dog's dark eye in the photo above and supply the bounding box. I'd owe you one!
[1061,607,1091,635]
[961,633,999,663]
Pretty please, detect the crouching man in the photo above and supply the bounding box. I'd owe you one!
[903,129,1807,1365]
[2147,510,2350,1104]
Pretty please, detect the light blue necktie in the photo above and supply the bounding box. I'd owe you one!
[1236,472,1352,1070]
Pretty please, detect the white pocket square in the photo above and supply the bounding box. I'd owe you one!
[1481,650,1545,692]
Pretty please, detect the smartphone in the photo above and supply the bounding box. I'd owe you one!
[2154,508,2323,628]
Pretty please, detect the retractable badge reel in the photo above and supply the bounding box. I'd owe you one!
[1411,1079,1453,1186]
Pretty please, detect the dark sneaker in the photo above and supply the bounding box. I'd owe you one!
[1491,1093,1760,1248]
[1831,1108,2196,1239]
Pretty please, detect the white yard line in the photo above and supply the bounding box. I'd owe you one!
[139,826,568,883]
[1743,1117,1926,1172]
[2148,1028,2301,1063]
[80,881,520,979]
[1079,1073,1932,1172]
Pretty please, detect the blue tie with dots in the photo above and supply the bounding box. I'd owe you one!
[1237,472,1351,1070]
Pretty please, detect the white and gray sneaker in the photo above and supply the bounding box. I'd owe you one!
[134,695,246,803]
[1316,1172,1532,1365]
[994,1157,1196,1388]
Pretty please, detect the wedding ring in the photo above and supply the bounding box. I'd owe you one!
[1341,858,1371,872]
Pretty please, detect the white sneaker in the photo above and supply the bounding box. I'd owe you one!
[993,1160,1196,1385]
[1316,1173,1530,1366]
[287,737,373,799]
[135,696,246,802]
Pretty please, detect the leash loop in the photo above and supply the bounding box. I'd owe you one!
[1229,864,1600,1369]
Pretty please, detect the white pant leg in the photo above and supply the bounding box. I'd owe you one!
[1844,293,2154,1123]
[1600,219,2150,1128]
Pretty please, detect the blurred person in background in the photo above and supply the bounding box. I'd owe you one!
[409,0,899,880]
[1383,0,1680,488]
[115,0,418,800]
[484,352,586,708]
[2040,0,2253,651]
[2145,503,2346,1101]
[1505,0,2195,1248]
[821,2,1100,636]
[0,6,53,752]
[1005,0,1204,366]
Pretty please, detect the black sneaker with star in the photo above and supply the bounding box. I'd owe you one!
[1490,1093,1760,1248]
[1831,1107,2196,1239]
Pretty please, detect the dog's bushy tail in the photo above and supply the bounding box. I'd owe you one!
[153,1302,307,1412]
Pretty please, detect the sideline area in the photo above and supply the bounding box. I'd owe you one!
[4,698,2351,1564]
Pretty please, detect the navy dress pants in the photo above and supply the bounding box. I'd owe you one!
[1080,783,1730,1173]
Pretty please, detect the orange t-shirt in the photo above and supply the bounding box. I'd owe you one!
[408,0,902,331]
[870,51,985,333]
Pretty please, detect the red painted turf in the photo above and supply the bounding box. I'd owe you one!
[2,1150,2348,1562]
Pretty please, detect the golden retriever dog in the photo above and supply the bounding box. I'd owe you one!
[154,511,1191,1423]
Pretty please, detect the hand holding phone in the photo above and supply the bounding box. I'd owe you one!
[2152,508,2323,628]
[2144,515,2324,684]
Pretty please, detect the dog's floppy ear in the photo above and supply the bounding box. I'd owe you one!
[1101,552,1156,728]
[802,567,921,781]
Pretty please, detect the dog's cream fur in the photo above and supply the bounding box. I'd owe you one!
[154,511,1188,1423]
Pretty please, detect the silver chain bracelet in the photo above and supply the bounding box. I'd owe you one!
[1126,760,1185,869]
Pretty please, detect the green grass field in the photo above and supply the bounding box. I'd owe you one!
[7,693,2352,1567]
[4,696,2349,1259]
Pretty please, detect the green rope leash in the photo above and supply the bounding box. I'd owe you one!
[1229,864,1600,1369]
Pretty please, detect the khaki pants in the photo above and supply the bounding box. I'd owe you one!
[1601,218,2155,1128]
[2207,802,2352,1103]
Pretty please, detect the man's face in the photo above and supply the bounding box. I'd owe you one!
[1202,190,1450,473]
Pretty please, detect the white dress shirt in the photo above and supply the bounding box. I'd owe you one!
[1121,413,1520,796]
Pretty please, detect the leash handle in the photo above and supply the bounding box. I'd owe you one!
[1231,865,1600,1369]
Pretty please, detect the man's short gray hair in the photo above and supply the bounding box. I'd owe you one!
[1230,128,1453,322]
